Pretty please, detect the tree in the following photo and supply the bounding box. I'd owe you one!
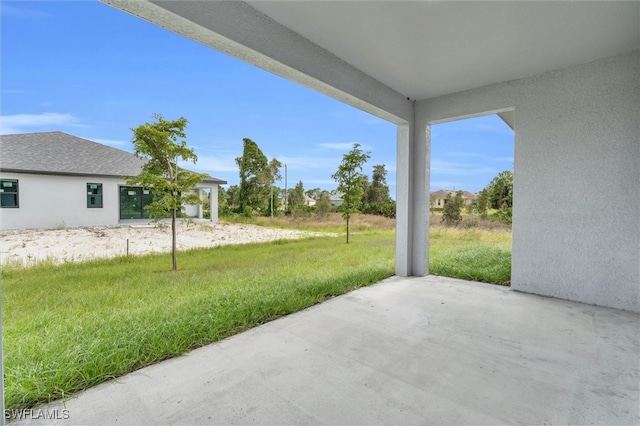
[315,190,333,219]
[332,143,371,243]
[360,175,371,208]
[128,113,208,271]
[305,187,322,200]
[288,180,305,215]
[226,184,240,211]
[235,138,269,215]
[476,188,489,219]
[478,170,513,224]
[363,164,391,215]
[465,199,475,214]
[265,158,282,217]
[441,191,464,226]
[485,170,513,210]
[218,186,232,217]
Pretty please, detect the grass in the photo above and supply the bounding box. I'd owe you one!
[430,246,511,284]
[226,212,512,283]
[3,213,512,410]
[429,221,512,284]
[221,212,396,233]
[2,232,394,410]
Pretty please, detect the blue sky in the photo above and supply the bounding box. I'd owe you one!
[1,1,513,196]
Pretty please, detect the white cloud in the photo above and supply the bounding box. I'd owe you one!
[277,154,341,170]
[188,155,239,173]
[1,89,27,95]
[0,113,80,134]
[0,5,53,19]
[181,152,342,179]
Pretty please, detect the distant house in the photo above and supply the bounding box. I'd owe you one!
[303,196,316,207]
[329,193,343,207]
[0,131,226,230]
[430,190,477,209]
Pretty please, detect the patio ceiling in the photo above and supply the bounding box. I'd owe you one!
[247,1,639,101]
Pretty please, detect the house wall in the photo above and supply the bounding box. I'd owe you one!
[420,51,639,312]
[431,197,474,207]
[0,174,221,230]
[0,174,122,230]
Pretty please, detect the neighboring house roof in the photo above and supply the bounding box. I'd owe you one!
[0,131,226,184]
[430,190,477,199]
[329,193,343,206]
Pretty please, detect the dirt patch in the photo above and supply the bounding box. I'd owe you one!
[0,222,334,267]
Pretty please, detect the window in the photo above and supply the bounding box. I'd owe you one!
[437,199,441,206]
[87,183,103,208]
[119,186,153,219]
[0,179,19,208]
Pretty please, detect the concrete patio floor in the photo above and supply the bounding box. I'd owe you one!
[11,275,640,425]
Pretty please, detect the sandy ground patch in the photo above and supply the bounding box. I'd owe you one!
[0,222,334,267]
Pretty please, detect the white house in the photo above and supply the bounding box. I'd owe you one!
[0,131,226,230]
[102,1,638,313]
[430,190,477,209]
[329,193,343,207]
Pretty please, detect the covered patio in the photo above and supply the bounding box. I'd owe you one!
[26,1,634,423]
[12,276,640,425]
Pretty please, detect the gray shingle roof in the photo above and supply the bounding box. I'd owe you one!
[0,131,226,184]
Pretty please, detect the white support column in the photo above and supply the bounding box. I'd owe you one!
[395,105,429,276]
[197,189,204,219]
[395,123,412,276]
[210,185,219,223]
[412,117,429,276]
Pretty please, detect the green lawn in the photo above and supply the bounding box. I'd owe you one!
[2,232,394,410]
[2,217,511,410]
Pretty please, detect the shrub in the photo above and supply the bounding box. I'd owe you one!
[491,208,512,224]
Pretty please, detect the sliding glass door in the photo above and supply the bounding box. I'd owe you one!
[119,186,153,219]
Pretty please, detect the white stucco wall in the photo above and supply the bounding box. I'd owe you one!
[0,174,122,230]
[0,174,221,230]
[420,51,639,312]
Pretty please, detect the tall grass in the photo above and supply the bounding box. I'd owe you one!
[429,246,511,284]
[429,222,512,284]
[2,232,394,410]
[222,212,396,233]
